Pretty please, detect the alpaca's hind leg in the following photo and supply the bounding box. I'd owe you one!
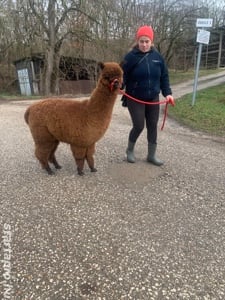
[35,142,56,175]
[86,144,97,173]
[48,141,62,169]
[70,145,86,175]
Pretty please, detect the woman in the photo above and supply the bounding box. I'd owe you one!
[121,25,174,165]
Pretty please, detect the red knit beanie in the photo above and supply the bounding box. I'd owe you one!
[136,25,154,41]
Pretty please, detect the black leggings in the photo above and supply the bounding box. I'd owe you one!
[127,97,160,144]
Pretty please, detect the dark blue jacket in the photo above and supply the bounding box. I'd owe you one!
[122,47,172,101]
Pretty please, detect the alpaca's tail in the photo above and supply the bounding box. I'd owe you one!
[24,107,30,124]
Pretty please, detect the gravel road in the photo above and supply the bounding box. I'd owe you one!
[1,72,225,299]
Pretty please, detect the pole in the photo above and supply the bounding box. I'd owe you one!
[217,31,222,69]
[192,42,203,106]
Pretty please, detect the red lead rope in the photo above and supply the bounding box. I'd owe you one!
[119,89,170,130]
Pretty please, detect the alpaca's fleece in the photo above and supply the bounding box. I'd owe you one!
[24,62,123,175]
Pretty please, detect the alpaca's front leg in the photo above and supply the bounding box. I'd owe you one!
[86,144,97,173]
[76,159,85,176]
[70,145,86,175]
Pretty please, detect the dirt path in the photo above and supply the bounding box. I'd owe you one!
[0,71,225,299]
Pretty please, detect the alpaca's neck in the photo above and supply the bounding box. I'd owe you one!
[88,82,118,113]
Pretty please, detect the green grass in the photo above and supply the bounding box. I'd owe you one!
[168,84,225,136]
[0,93,41,100]
[169,68,224,84]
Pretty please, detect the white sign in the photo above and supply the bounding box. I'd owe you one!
[197,29,210,45]
[196,18,213,28]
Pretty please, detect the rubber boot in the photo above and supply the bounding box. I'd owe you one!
[147,143,164,166]
[126,141,135,163]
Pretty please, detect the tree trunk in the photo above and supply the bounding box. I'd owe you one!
[44,0,56,95]
[45,48,55,95]
[52,51,61,94]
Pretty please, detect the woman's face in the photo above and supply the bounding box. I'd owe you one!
[138,36,152,52]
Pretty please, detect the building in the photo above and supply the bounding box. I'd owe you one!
[14,54,97,96]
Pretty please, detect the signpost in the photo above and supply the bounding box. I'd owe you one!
[192,18,213,106]
[196,18,213,28]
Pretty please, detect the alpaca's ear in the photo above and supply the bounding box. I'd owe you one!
[119,61,124,68]
[98,62,105,70]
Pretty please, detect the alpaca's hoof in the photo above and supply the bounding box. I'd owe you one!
[52,160,62,169]
[77,169,84,176]
[46,167,54,175]
[91,167,97,173]
[55,164,62,170]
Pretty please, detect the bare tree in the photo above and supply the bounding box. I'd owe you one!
[0,0,224,94]
[27,0,99,94]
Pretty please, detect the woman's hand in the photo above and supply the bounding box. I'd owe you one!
[166,95,175,106]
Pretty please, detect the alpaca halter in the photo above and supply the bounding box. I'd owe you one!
[110,78,120,91]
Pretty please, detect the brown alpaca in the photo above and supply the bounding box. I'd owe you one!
[24,62,123,175]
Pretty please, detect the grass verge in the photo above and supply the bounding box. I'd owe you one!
[168,84,225,136]
[0,93,41,100]
[169,68,224,85]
